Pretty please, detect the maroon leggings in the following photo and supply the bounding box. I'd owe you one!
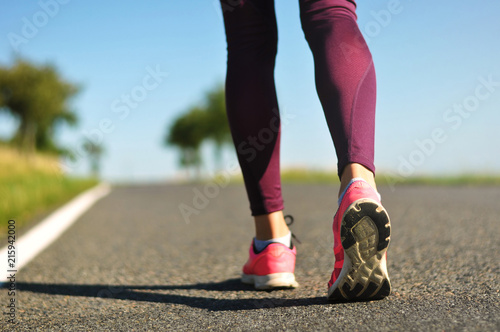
[221,0,376,216]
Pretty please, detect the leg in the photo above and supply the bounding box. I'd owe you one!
[299,0,377,195]
[221,0,288,240]
[299,0,391,301]
[222,0,298,290]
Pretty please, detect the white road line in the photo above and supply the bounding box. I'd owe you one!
[1,183,111,284]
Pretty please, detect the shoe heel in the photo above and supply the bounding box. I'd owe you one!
[335,199,391,300]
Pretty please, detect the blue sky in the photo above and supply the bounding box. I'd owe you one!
[1,0,499,182]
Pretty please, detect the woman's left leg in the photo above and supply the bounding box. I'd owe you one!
[299,0,392,301]
[299,0,377,193]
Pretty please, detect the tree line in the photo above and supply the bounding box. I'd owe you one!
[0,58,232,178]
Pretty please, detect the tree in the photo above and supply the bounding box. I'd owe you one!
[165,84,232,178]
[0,59,79,154]
[166,107,206,178]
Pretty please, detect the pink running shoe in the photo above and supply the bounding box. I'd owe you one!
[242,241,299,290]
[327,180,391,301]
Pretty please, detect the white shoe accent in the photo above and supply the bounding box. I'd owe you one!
[242,272,299,290]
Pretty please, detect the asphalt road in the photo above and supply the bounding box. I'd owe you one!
[1,184,499,331]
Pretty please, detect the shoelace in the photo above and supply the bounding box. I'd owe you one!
[284,214,301,245]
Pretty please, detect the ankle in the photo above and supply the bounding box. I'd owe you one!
[339,163,377,198]
[254,211,290,241]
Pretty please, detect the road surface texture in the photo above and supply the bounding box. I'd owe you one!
[1,184,499,331]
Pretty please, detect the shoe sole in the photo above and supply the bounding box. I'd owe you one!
[242,272,299,290]
[327,198,391,301]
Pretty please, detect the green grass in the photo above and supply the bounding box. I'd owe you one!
[280,168,339,184]
[279,168,500,186]
[0,145,98,231]
[206,168,500,186]
[376,173,500,186]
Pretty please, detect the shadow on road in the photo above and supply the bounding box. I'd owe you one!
[15,279,327,311]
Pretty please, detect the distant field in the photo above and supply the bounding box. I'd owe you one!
[281,169,500,186]
[0,145,98,230]
[225,168,500,186]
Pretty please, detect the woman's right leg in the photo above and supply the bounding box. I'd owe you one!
[221,0,288,240]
